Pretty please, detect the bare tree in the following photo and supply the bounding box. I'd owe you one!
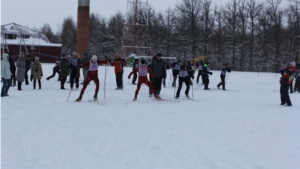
[60,16,77,54]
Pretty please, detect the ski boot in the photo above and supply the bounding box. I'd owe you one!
[154,94,161,100]
[75,96,82,102]
[93,95,98,101]
[185,94,190,98]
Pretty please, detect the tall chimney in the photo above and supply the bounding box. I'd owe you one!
[77,0,90,59]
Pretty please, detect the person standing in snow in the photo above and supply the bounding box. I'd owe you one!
[75,55,108,101]
[8,53,16,87]
[131,58,139,85]
[30,57,43,89]
[175,65,191,99]
[46,61,60,81]
[202,62,213,90]
[217,63,231,90]
[294,64,300,93]
[81,52,90,84]
[128,59,160,100]
[1,53,12,97]
[108,53,127,90]
[59,55,70,90]
[150,53,166,96]
[186,61,195,86]
[279,61,296,106]
[196,60,204,84]
[171,60,181,87]
[25,54,32,85]
[16,52,26,91]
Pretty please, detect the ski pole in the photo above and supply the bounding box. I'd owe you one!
[67,69,80,101]
[192,79,194,99]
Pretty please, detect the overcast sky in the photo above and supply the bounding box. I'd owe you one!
[1,0,290,33]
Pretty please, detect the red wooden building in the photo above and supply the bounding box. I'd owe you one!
[1,23,62,63]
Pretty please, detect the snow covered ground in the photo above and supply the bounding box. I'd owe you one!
[1,63,299,169]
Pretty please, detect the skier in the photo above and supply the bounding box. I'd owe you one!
[75,55,108,101]
[128,59,160,100]
[46,61,60,81]
[171,60,181,87]
[69,52,81,90]
[175,65,191,99]
[202,62,213,90]
[279,61,296,106]
[196,60,204,84]
[186,61,195,85]
[131,58,139,84]
[217,63,231,90]
[59,55,69,90]
[108,53,127,90]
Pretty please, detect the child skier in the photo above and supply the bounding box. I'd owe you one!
[217,63,231,90]
[128,59,161,100]
[175,65,191,99]
[75,55,108,101]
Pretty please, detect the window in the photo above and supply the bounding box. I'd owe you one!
[5,34,17,39]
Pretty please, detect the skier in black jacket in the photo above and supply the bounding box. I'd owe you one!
[68,52,81,90]
[217,63,231,90]
[202,62,213,90]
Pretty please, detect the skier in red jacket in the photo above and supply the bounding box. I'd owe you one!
[128,59,161,100]
[75,55,108,101]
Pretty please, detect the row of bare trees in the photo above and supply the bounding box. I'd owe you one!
[38,0,299,72]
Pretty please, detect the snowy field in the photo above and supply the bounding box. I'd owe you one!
[1,63,299,169]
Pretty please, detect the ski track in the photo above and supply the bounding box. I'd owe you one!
[1,64,300,169]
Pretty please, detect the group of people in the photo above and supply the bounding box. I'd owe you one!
[1,52,43,97]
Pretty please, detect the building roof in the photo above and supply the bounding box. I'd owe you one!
[1,23,62,47]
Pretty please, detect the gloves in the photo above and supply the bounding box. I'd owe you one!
[209,72,213,75]
[128,75,130,79]
[30,75,33,81]
[41,74,43,76]
[1,78,4,81]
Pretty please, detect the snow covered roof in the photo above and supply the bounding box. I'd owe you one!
[1,23,62,47]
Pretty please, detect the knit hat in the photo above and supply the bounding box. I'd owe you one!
[2,53,9,59]
[180,65,185,70]
[289,61,295,67]
[141,59,145,64]
[72,52,77,56]
[92,55,97,61]
[35,57,39,60]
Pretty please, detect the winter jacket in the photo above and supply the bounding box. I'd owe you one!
[81,56,90,70]
[25,59,32,72]
[60,58,69,77]
[151,57,166,78]
[1,58,12,79]
[220,67,231,76]
[280,66,295,85]
[69,57,81,71]
[171,62,180,76]
[8,56,16,73]
[31,61,43,79]
[109,58,127,73]
[16,59,26,82]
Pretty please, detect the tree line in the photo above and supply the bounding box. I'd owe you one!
[37,0,299,72]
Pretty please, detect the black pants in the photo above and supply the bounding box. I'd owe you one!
[280,84,292,106]
[172,74,178,86]
[70,69,80,89]
[25,70,29,84]
[47,69,60,80]
[33,79,41,89]
[154,77,163,95]
[116,72,123,89]
[294,77,300,92]
[61,76,67,88]
[11,70,16,86]
[196,70,202,83]
[217,75,226,89]
[202,75,209,89]
[176,77,190,97]
[132,72,137,84]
